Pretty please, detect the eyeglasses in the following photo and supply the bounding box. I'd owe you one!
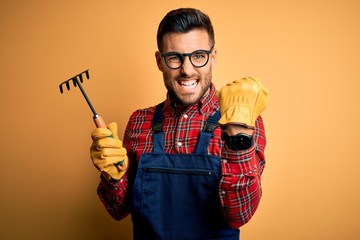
[161,48,213,70]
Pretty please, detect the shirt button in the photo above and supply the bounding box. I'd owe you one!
[221,191,226,195]
[177,141,182,147]
[183,114,188,119]
[223,160,228,163]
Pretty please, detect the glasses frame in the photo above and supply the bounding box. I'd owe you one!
[161,48,214,70]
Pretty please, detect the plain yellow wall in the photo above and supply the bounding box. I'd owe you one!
[1,0,360,239]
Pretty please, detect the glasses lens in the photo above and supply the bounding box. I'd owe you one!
[164,53,183,69]
[190,50,210,67]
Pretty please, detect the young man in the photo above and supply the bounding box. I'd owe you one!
[90,8,269,240]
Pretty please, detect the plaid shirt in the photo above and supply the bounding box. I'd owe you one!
[97,83,266,228]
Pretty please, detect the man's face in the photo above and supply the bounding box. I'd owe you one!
[156,29,217,106]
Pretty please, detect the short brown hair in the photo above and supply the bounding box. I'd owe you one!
[157,8,215,51]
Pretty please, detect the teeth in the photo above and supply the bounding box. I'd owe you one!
[179,80,197,87]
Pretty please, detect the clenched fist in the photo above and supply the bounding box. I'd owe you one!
[217,77,269,128]
[90,122,128,181]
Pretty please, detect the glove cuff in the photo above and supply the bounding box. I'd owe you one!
[102,165,126,180]
[218,105,255,127]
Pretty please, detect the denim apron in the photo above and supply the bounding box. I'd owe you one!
[131,103,239,240]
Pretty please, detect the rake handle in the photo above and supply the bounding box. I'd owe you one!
[93,115,107,128]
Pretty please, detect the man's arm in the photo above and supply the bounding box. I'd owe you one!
[219,116,266,228]
[97,170,131,221]
[94,118,136,221]
[216,77,269,228]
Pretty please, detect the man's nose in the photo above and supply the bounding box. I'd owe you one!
[180,56,195,75]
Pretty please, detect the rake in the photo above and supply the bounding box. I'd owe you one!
[59,69,124,167]
[59,69,107,128]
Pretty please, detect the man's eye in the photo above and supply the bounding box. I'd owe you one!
[192,52,207,60]
[195,54,205,59]
[167,55,181,62]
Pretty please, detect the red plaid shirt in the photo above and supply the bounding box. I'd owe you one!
[97,83,266,228]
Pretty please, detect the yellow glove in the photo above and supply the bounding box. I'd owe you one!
[217,77,269,128]
[90,122,128,181]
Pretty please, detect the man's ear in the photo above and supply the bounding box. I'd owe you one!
[155,51,164,72]
[210,48,217,69]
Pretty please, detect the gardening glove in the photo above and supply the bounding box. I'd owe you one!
[90,122,128,181]
[217,77,269,128]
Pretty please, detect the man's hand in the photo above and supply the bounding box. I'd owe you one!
[90,122,128,181]
[217,77,269,128]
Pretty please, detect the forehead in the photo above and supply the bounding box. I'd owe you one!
[161,29,211,52]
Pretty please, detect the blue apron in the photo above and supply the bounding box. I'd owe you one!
[131,102,239,240]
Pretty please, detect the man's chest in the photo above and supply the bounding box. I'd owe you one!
[130,113,223,160]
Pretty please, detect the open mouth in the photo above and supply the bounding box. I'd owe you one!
[178,79,198,89]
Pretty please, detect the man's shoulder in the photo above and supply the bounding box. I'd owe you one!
[129,105,155,119]
[128,102,166,125]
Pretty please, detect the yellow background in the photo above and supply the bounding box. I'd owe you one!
[1,0,359,239]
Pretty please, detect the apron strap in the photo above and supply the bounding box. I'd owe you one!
[151,102,220,155]
[151,102,165,153]
[194,110,221,155]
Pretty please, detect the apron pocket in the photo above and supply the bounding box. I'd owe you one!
[135,167,222,239]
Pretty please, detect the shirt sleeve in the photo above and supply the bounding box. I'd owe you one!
[219,116,266,228]
[96,171,130,221]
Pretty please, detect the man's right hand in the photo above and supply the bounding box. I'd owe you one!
[90,122,128,181]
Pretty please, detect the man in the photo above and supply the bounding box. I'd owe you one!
[90,8,268,240]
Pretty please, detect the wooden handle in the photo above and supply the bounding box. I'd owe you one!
[93,115,107,128]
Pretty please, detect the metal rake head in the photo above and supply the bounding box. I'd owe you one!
[59,69,98,117]
[59,69,90,94]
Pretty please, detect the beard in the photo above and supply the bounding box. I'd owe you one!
[163,70,212,107]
